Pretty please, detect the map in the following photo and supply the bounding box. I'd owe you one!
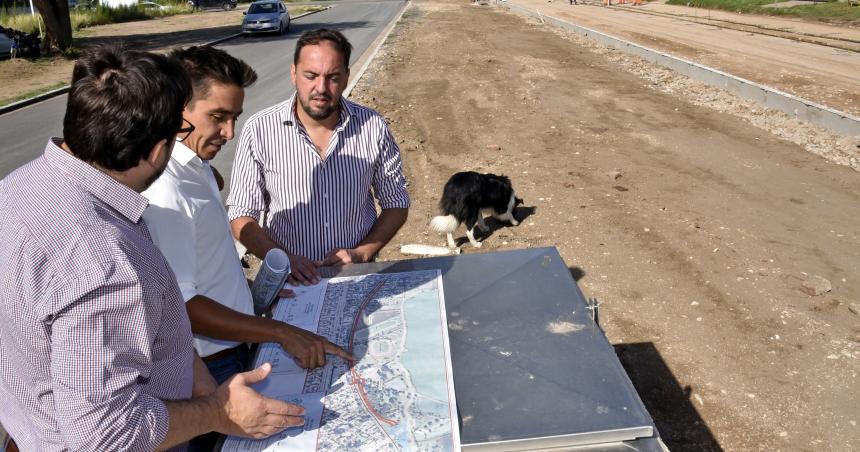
[221,270,460,452]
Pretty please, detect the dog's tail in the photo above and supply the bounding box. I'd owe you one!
[430,215,458,234]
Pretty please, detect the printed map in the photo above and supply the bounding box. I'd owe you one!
[222,270,460,452]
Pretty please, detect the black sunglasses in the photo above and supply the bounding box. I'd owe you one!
[177,119,195,142]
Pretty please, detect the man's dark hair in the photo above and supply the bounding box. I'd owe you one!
[63,45,191,172]
[294,28,352,69]
[169,45,258,106]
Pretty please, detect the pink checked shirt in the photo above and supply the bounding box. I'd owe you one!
[0,139,194,451]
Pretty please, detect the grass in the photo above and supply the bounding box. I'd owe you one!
[666,0,860,22]
[0,1,193,35]
[0,81,67,107]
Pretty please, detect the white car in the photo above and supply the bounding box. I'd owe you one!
[139,1,169,10]
[242,0,290,35]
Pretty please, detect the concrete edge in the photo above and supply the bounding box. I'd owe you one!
[0,5,332,116]
[0,85,71,115]
[344,0,410,98]
[500,1,860,137]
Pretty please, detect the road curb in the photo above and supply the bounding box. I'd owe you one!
[499,1,860,137]
[0,6,331,116]
[344,0,409,98]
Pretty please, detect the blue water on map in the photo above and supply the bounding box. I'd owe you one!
[401,289,449,403]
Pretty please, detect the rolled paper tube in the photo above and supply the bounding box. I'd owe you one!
[251,248,291,315]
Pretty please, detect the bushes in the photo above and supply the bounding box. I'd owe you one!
[0,1,193,35]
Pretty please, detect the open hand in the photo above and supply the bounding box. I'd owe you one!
[214,363,305,439]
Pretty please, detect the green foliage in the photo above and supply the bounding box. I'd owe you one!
[71,2,192,30]
[666,0,860,22]
[0,9,43,34]
[0,1,193,35]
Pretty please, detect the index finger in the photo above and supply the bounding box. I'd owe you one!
[264,397,306,417]
[325,341,354,361]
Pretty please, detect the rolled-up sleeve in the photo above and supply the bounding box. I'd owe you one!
[372,120,410,210]
[50,268,170,451]
[227,125,267,222]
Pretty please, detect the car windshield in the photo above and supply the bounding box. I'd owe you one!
[248,3,276,13]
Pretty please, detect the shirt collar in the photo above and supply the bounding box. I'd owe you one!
[43,137,149,223]
[171,141,203,167]
[282,92,353,131]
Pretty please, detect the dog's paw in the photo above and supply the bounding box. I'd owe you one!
[471,241,483,248]
[510,219,519,226]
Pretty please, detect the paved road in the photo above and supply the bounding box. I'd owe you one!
[0,0,405,188]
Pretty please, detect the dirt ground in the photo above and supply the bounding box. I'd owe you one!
[349,1,860,450]
[510,0,860,118]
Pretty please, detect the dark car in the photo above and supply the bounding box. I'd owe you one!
[0,27,40,60]
[188,0,237,10]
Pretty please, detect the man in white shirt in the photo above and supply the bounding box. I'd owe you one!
[143,46,351,388]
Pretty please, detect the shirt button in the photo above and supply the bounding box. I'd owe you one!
[325,222,330,228]
[323,193,329,199]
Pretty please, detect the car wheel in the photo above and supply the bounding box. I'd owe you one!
[285,18,290,32]
[221,1,231,10]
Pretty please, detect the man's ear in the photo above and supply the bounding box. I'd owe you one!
[290,63,297,85]
[147,138,172,167]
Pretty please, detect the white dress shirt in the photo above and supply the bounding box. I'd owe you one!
[143,142,254,358]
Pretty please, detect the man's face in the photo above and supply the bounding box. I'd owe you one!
[291,42,349,121]
[183,82,245,161]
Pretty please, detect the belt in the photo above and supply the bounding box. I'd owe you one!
[202,345,244,363]
[4,438,18,452]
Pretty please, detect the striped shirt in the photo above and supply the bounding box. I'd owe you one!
[0,139,194,451]
[226,94,410,261]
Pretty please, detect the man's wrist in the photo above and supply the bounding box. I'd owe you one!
[273,320,297,344]
[353,245,377,263]
[205,391,228,434]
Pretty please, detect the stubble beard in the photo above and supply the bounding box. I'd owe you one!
[300,94,340,121]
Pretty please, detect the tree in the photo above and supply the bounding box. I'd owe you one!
[33,0,73,52]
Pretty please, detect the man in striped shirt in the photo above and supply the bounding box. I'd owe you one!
[227,29,410,284]
[0,46,304,451]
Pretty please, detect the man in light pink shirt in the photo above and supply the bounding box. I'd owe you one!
[0,45,304,451]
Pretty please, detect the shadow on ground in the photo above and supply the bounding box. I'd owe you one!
[614,342,724,452]
[568,266,585,281]
[75,24,243,51]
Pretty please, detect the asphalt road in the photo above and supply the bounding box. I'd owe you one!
[0,0,405,190]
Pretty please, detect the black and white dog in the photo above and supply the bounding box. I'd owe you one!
[430,171,523,248]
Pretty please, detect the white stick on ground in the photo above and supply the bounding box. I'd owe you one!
[400,244,461,256]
